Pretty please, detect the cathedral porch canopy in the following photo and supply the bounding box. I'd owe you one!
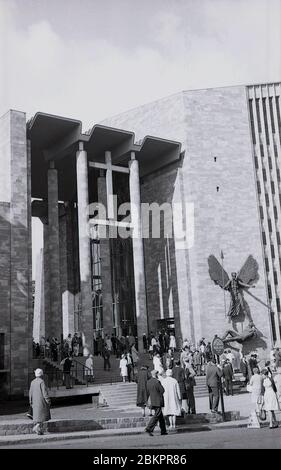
[27,112,182,201]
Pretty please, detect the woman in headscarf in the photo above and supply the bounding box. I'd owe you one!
[161,369,182,430]
[249,367,263,413]
[119,354,128,382]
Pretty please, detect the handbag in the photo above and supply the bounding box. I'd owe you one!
[270,377,277,393]
[257,395,264,405]
[26,405,33,420]
[259,408,266,421]
[246,384,252,393]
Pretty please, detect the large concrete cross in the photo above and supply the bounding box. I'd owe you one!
[89,151,129,220]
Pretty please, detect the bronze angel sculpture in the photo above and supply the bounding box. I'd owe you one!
[208,254,259,320]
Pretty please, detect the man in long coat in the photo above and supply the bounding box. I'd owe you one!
[29,368,51,435]
[145,370,167,436]
[206,360,222,413]
[222,359,234,396]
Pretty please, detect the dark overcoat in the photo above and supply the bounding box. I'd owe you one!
[206,364,222,388]
[136,368,149,407]
[29,377,51,423]
[172,366,187,399]
[147,377,165,408]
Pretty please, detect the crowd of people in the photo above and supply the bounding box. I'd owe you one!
[29,329,281,435]
[135,334,281,433]
[32,333,85,362]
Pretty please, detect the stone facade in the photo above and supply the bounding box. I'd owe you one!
[103,86,273,358]
[0,110,32,396]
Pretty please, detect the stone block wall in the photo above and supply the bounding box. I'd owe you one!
[103,86,272,357]
[0,110,32,396]
[181,86,270,357]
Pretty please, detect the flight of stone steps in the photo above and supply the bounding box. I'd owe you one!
[73,354,210,392]
[42,355,244,400]
[97,379,209,410]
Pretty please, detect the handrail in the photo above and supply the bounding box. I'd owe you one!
[71,358,93,387]
[72,358,92,371]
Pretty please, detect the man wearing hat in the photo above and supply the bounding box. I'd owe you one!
[145,370,167,436]
[29,368,51,435]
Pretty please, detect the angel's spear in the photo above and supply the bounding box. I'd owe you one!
[221,250,227,317]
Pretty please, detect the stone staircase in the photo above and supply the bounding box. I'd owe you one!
[193,376,209,397]
[72,355,123,385]
[97,380,208,410]
[42,358,86,388]
[96,373,245,408]
[98,382,138,409]
[42,355,245,399]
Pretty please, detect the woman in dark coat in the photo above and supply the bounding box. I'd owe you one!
[185,368,196,414]
[136,366,150,416]
[29,368,51,435]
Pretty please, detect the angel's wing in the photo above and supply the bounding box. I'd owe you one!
[208,255,229,288]
[238,255,259,285]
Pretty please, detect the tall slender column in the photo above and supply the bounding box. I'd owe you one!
[33,248,45,342]
[46,162,62,340]
[129,152,148,352]
[98,169,113,336]
[59,204,75,339]
[76,142,93,354]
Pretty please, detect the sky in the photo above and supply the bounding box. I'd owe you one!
[1,0,281,130]
[0,0,281,277]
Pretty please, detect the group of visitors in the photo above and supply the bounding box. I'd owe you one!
[33,336,61,362]
[33,333,85,362]
[136,357,197,435]
[248,367,281,428]
[94,333,137,358]
[143,332,176,357]
[144,332,216,377]
[119,346,139,382]
[137,367,184,436]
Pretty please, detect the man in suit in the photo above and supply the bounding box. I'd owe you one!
[240,355,249,385]
[248,354,258,375]
[145,370,167,436]
[206,360,223,413]
[222,359,234,396]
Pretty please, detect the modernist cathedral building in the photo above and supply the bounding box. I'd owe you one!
[0,81,281,396]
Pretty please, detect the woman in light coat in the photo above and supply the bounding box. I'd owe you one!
[274,367,281,407]
[131,345,139,370]
[161,369,182,429]
[262,369,279,428]
[169,334,176,352]
[85,354,95,382]
[29,368,51,435]
[153,353,164,374]
[119,354,128,382]
[249,367,263,413]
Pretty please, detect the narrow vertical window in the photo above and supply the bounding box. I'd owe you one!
[249,99,256,144]
[269,97,275,133]
[256,98,262,133]
[276,96,281,139]
[262,98,270,145]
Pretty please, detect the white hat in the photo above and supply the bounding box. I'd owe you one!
[34,368,43,377]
